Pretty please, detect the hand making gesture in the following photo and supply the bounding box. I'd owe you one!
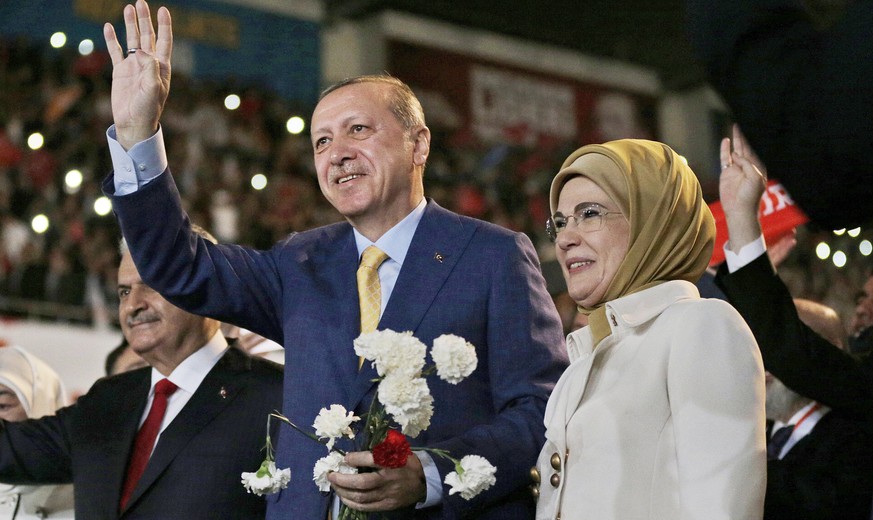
[719,124,768,253]
[102,0,173,150]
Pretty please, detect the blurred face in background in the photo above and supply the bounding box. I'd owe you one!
[0,384,27,422]
[111,345,148,375]
[851,276,873,335]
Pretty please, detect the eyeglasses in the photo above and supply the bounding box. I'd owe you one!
[546,202,620,242]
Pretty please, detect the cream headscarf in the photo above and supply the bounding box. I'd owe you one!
[0,345,70,511]
[0,345,66,419]
[549,139,715,344]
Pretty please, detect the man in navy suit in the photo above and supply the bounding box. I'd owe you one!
[0,230,284,518]
[101,2,566,518]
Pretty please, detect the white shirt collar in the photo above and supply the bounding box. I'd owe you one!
[353,198,426,265]
[771,401,830,458]
[149,330,228,395]
[565,280,700,361]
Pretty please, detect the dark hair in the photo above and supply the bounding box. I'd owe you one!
[319,75,425,131]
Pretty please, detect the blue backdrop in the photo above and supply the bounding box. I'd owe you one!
[0,0,321,104]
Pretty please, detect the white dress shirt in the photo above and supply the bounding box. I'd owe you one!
[139,331,228,456]
[770,401,830,460]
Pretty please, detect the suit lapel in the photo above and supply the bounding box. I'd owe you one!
[349,202,475,410]
[122,347,251,511]
[104,372,151,516]
[324,228,365,395]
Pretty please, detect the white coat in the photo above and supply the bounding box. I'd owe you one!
[535,281,766,520]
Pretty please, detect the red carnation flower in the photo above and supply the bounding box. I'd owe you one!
[372,429,411,468]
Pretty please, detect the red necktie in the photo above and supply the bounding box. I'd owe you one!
[120,378,178,509]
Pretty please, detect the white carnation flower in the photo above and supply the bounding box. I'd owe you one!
[431,334,478,384]
[444,455,497,500]
[241,460,291,496]
[354,329,426,378]
[312,404,360,450]
[312,451,358,492]
[378,374,433,437]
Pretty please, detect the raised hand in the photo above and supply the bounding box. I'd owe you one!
[719,124,767,252]
[102,0,173,149]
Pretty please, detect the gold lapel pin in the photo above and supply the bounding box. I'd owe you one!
[434,252,444,263]
[220,386,228,399]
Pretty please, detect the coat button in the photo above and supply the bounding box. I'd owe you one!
[550,452,561,470]
[530,484,540,501]
[550,473,561,488]
[530,467,541,483]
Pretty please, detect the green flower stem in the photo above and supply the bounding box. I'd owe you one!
[263,416,275,461]
[363,394,388,451]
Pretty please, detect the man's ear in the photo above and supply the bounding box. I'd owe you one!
[412,126,431,167]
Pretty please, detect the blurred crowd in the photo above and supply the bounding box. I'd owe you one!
[0,36,869,330]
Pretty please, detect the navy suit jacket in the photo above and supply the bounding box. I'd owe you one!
[0,346,284,519]
[105,170,568,519]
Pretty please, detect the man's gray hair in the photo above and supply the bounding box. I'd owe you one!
[319,74,426,132]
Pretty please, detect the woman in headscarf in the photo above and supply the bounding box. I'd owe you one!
[0,344,74,519]
[535,140,766,519]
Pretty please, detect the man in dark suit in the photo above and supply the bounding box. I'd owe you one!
[684,0,873,229]
[762,299,873,519]
[100,2,567,518]
[0,233,284,519]
[713,131,873,519]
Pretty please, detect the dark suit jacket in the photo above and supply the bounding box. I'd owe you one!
[105,170,568,519]
[767,412,873,520]
[716,254,873,518]
[684,0,873,229]
[0,346,284,519]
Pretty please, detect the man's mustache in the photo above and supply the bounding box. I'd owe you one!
[127,312,159,327]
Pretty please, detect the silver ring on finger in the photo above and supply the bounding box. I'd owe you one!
[127,48,138,56]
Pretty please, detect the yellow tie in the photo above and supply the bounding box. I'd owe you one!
[357,246,389,368]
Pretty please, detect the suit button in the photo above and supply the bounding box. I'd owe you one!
[530,484,540,501]
[550,473,561,487]
[530,467,540,483]
[550,452,561,470]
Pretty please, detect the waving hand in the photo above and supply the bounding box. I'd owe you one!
[102,0,173,149]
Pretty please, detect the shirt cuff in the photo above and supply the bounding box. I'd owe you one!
[724,235,766,273]
[415,450,443,509]
[107,124,168,195]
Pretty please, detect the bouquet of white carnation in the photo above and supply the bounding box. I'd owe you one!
[241,330,496,519]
